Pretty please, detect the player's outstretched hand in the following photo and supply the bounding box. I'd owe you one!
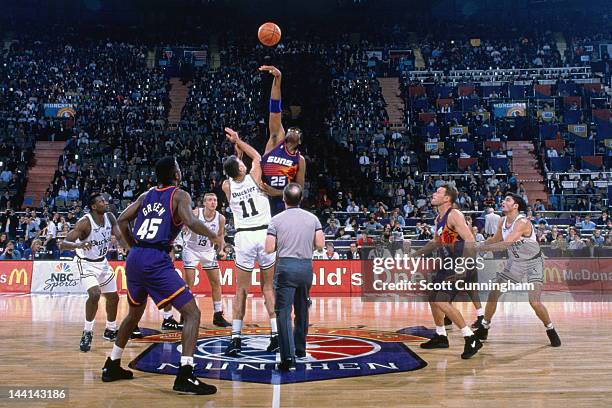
[258,65,281,78]
[79,242,92,251]
[225,127,240,144]
[259,182,274,196]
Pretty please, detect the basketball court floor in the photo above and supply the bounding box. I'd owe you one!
[1,294,610,407]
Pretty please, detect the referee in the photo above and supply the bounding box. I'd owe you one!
[265,183,324,370]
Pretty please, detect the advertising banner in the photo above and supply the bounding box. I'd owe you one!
[0,261,32,293]
[2,259,611,297]
[43,103,76,118]
[30,261,84,294]
[492,102,526,118]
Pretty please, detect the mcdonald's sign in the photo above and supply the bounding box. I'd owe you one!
[543,266,563,284]
[0,261,33,292]
[9,268,28,285]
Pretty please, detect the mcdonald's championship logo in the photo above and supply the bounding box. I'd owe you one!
[129,326,432,384]
[56,107,76,118]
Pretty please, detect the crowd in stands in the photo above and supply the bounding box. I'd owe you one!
[420,34,563,71]
[0,21,610,260]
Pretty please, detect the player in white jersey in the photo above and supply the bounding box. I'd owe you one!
[178,192,231,327]
[475,193,561,347]
[60,193,125,352]
[221,127,278,357]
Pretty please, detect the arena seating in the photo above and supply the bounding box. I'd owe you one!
[0,23,609,260]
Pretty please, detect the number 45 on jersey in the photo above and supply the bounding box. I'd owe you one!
[136,218,162,240]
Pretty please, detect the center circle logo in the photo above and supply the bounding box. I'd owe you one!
[177,334,381,363]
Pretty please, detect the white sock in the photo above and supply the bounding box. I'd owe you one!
[110,345,124,361]
[476,308,484,316]
[232,320,242,339]
[482,319,491,329]
[213,301,222,313]
[270,318,278,335]
[545,323,554,330]
[106,320,117,330]
[435,326,447,336]
[162,310,173,319]
[461,326,474,338]
[84,320,95,332]
[180,356,195,367]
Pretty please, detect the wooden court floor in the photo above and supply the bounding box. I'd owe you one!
[0,294,611,408]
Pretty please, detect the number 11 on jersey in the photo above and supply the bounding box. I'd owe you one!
[239,198,259,218]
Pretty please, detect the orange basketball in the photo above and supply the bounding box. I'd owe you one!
[258,22,281,47]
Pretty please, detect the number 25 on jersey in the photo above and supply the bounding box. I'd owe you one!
[136,218,162,240]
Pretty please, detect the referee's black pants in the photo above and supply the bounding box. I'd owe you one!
[274,258,313,362]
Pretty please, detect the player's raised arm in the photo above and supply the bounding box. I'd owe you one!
[174,189,223,248]
[116,192,147,249]
[59,217,92,251]
[225,127,263,184]
[259,65,285,154]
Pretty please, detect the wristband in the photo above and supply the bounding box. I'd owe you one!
[269,98,282,113]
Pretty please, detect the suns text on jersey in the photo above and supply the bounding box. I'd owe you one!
[265,156,294,166]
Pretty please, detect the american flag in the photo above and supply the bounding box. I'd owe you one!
[193,50,206,61]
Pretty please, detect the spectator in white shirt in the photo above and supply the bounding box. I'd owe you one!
[484,207,501,236]
[312,247,326,259]
[324,242,340,260]
[359,152,370,167]
[346,203,360,213]
[403,200,414,217]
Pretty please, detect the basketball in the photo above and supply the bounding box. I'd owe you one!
[258,22,281,47]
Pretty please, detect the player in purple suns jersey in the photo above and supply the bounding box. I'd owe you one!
[101,156,222,395]
[258,65,306,215]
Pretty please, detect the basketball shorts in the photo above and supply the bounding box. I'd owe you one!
[182,246,218,270]
[269,197,285,216]
[234,229,276,272]
[497,256,544,284]
[125,247,193,310]
[430,268,460,297]
[76,257,117,293]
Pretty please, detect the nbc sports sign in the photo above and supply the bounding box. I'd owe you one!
[0,261,33,293]
[30,261,85,294]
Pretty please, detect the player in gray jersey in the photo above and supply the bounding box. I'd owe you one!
[474,193,561,347]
